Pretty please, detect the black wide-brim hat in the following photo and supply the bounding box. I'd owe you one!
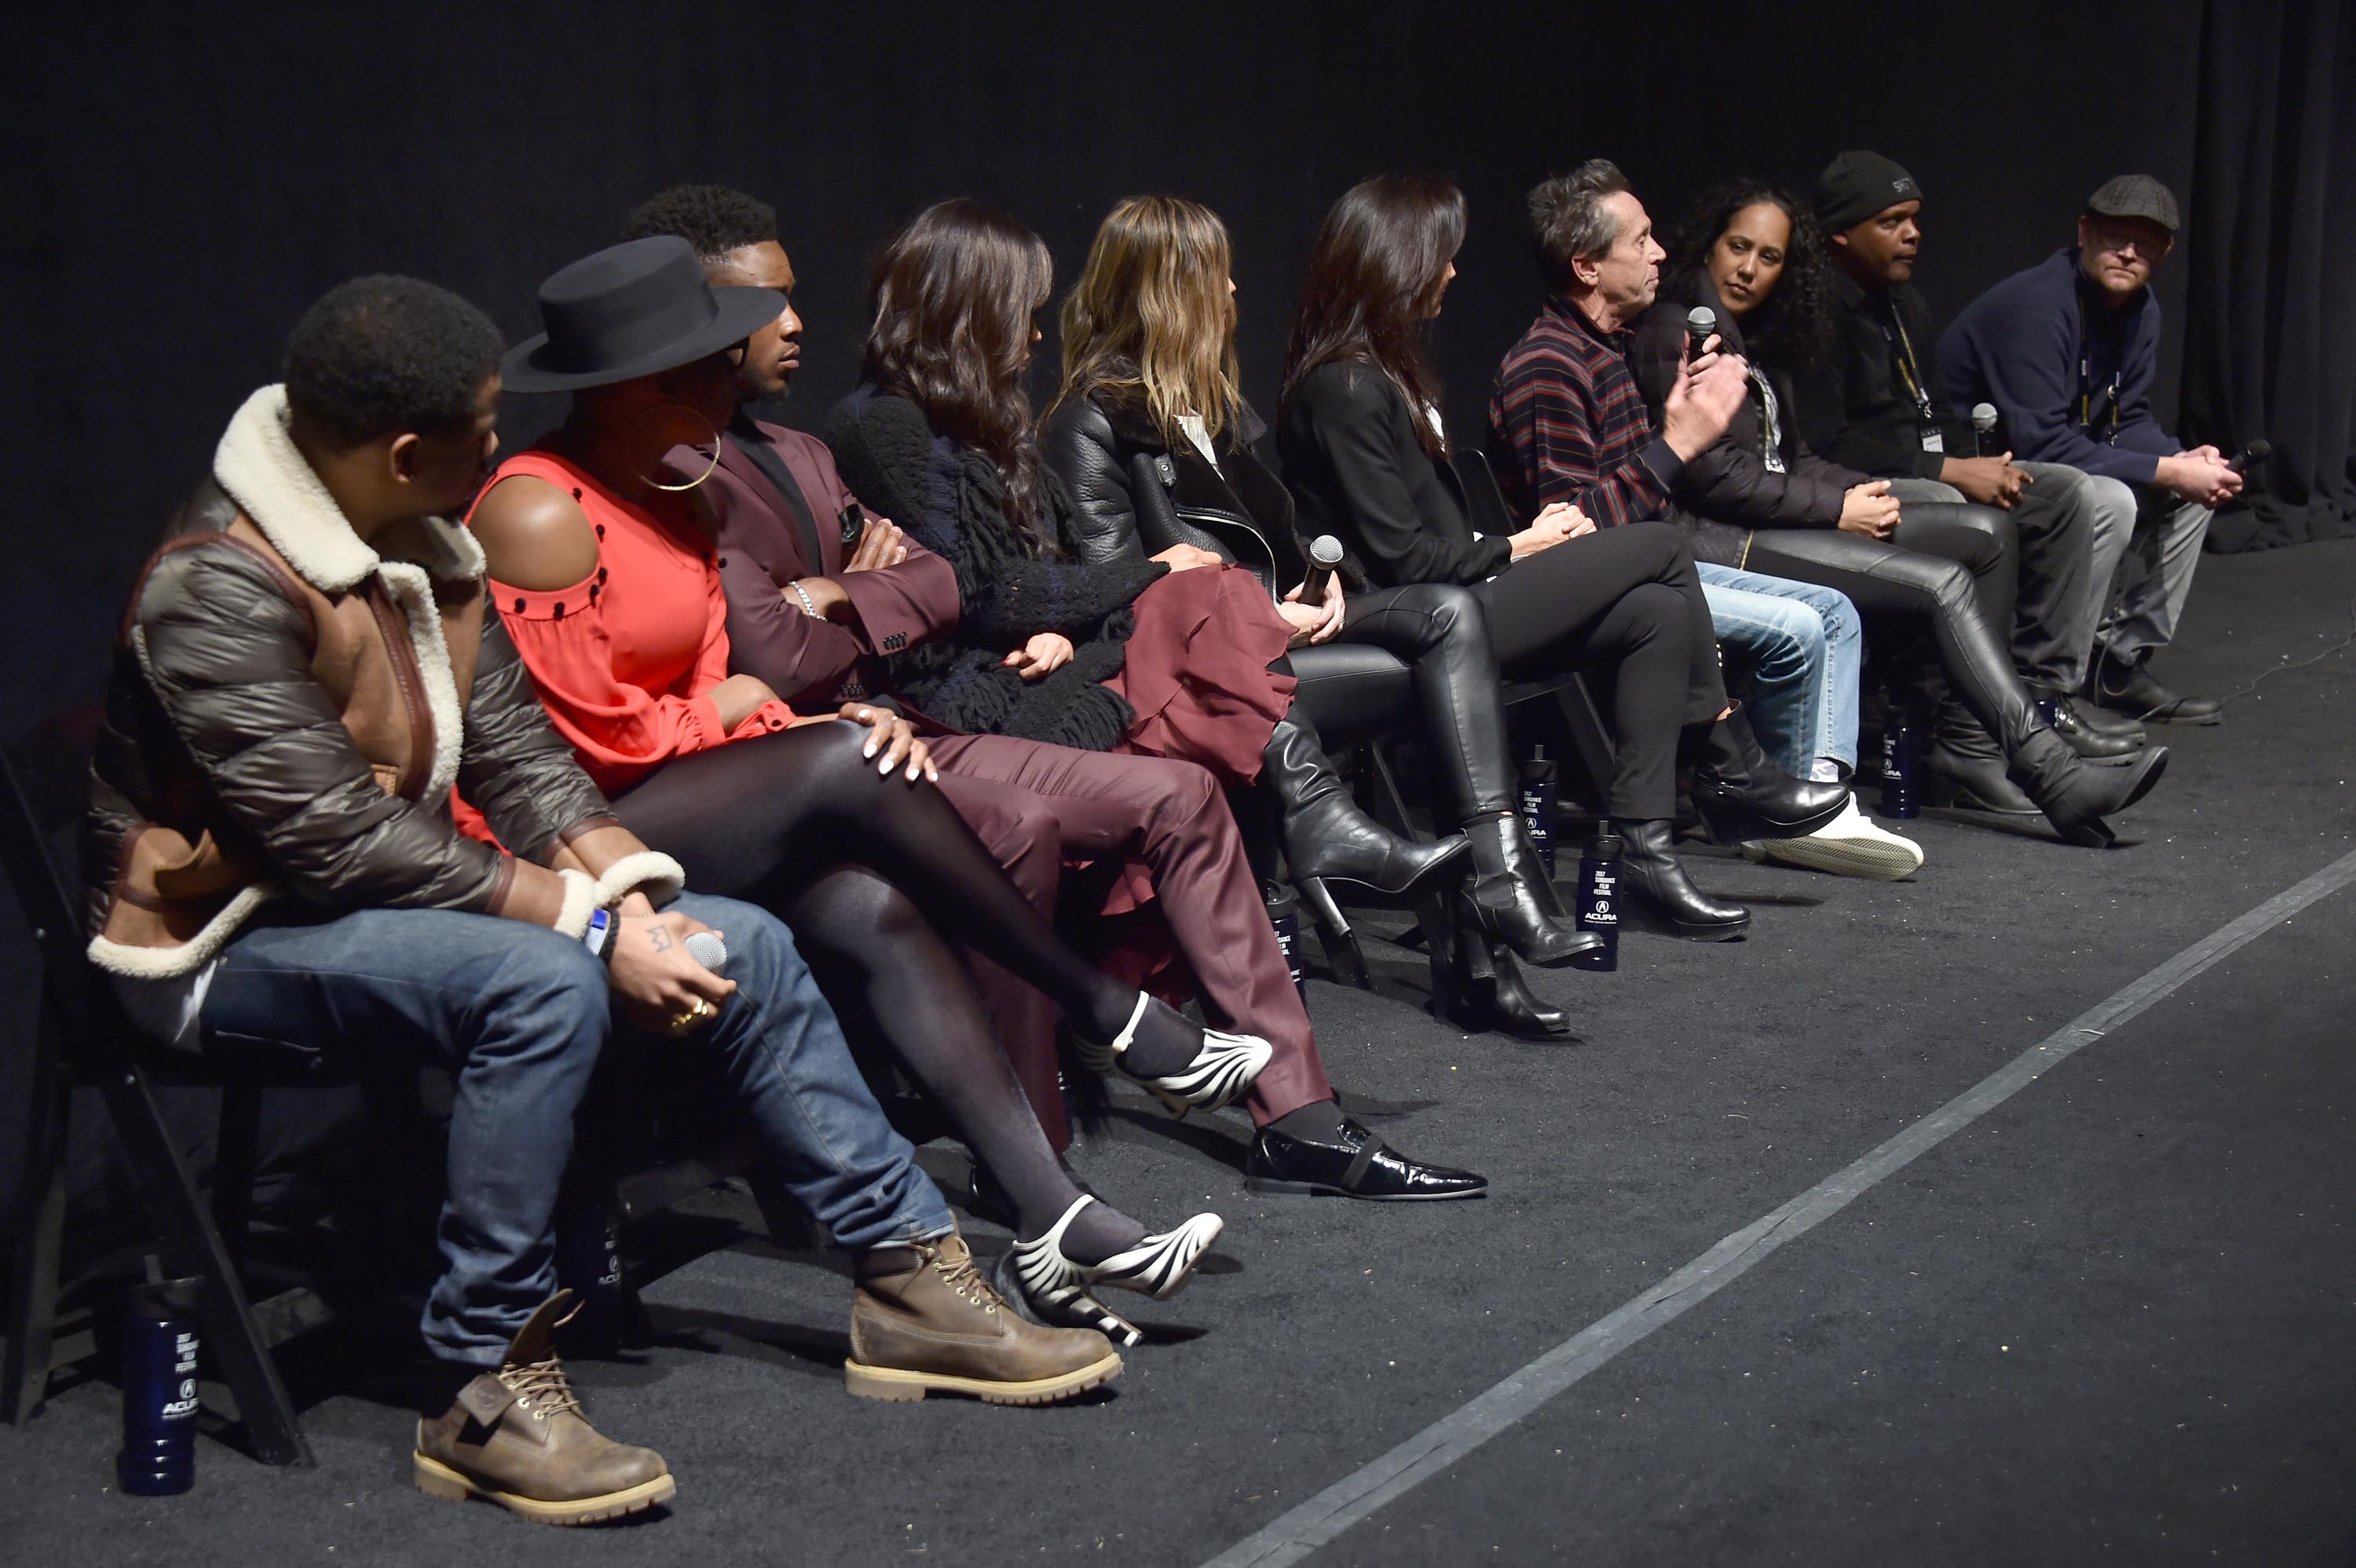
[503,236,783,393]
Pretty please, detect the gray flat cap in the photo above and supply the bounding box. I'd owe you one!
[2087,174,2180,233]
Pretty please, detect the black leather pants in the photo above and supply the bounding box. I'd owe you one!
[1741,510,2040,755]
[1335,582,1515,821]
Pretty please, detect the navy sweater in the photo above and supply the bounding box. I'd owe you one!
[1937,248,2178,484]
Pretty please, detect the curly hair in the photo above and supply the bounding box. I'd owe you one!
[620,185,777,264]
[282,276,503,451]
[1663,179,1832,371]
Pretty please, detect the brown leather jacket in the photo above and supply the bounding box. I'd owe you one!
[86,386,672,979]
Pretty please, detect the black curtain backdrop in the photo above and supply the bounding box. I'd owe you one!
[5,0,2340,1237]
[2180,0,2356,551]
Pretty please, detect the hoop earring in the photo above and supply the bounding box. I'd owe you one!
[630,402,723,492]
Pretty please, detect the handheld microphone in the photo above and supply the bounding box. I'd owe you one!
[1685,306,1718,365]
[684,930,729,974]
[2227,440,2272,476]
[1970,403,2000,458]
[1300,535,1345,604]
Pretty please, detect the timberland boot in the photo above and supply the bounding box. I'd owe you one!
[413,1291,674,1525]
[845,1230,1121,1405]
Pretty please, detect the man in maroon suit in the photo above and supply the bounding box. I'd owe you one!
[619,187,1486,1201]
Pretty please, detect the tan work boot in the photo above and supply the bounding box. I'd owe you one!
[846,1230,1121,1405]
[413,1291,675,1525]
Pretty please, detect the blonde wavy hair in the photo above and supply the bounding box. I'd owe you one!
[1055,195,1242,444]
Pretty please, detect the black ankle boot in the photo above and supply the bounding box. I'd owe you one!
[1463,814,1603,967]
[2007,729,2170,847]
[1430,896,1574,1040]
[1264,715,1469,898]
[1615,819,1750,941]
[1688,704,1850,843]
[1925,723,2040,815]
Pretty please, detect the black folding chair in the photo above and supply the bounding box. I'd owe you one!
[2,707,318,1464]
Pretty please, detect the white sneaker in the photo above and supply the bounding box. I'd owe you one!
[1740,795,1923,881]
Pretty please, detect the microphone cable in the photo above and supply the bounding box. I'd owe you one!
[2209,579,2356,711]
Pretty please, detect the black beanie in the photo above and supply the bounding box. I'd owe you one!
[1815,151,1922,235]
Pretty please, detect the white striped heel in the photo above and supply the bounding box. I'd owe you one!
[1074,993,1272,1116]
[995,1197,1224,1349]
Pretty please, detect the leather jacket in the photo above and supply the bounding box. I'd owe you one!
[1043,383,1308,595]
[86,386,653,980]
[1628,272,1866,565]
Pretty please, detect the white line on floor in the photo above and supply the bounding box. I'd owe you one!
[1198,845,2356,1568]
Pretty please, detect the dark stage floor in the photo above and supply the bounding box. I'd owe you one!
[5,541,2352,1566]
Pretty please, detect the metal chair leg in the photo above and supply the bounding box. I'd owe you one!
[1295,875,1370,989]
[97,1064,312,1467]
[3,999,71,1425]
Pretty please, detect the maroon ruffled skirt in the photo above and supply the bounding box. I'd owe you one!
[1105,565,1296,784]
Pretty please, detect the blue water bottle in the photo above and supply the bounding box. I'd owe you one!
[1569,833,1622,972]
[1263,881,1308,1001]
[1879,718,1920,819]
[1518,747,1559,878]
[556,1191,624,1356]
[118,1277,203,1495]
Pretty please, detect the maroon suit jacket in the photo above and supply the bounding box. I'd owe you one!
[708,417,960,709]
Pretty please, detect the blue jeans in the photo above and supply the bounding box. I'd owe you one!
[1696,561,1862,779]
[197,892,953,1367]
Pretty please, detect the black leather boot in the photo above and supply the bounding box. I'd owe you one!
[1926,721,2040,815]
[1430,895,1574,1040]
[1462,813,1603,967]
[1265,715,1469,899]
[1688,704,1851,843]
[1615,819,1750,941]
[2007,729,2170,847]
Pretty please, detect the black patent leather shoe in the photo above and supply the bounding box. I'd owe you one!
[1245,1117,1488,1201]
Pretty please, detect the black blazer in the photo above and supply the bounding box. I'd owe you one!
[1275,360,1511,589]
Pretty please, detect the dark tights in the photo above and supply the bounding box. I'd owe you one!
[613,722,1188,1259]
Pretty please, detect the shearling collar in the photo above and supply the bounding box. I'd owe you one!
[212,384,485,593]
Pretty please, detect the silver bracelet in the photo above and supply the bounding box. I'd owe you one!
[789,580,823,620]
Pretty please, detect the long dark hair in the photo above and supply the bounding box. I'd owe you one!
[863,198,1056,545]
[1280,174,1465,455]
[1664,180,1832,371]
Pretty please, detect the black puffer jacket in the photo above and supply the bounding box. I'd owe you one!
[823,385,1166,753]
[1629,270,1867,565]
[1042,384,1309,593]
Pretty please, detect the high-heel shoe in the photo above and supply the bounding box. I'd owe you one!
[1073,992,1271,1115]
[1430,894,1575,1040]
[1689,704,1851,843]
[1264,714,1470,900]
[1616,819,1750,940]
[2007,728,2169,847]
[993,1196,1223,1347]
[1462,813,1604,968]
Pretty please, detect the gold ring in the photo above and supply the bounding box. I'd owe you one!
[666,997,714,1036]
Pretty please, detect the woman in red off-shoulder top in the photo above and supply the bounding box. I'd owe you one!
[463,239,1256,1338]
